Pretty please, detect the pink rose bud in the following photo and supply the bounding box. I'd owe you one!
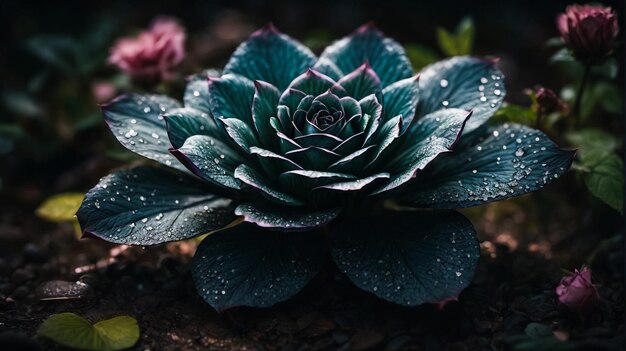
[535,87,565,114]
[556,5,619,65]
[108,17,186,82]
[556,267,599,313]
[91,81,116,103]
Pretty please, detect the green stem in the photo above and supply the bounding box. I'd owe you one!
[572,64,591,127]
[535,109,543,130]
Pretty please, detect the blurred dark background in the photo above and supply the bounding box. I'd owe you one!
[0,2,623,349]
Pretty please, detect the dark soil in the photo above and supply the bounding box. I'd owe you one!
[0,200,623,351]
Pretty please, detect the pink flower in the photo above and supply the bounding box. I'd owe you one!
[91,81,116,103]
[556,267,599,313]
[557,4,619,65]
[108,17,186,82]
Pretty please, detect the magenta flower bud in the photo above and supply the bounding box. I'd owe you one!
[556,4,619,65]
[556,267,599,313]
[535,87,564,114]
[108,17,186,83]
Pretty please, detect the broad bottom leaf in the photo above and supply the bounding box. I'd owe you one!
[192,223,324,310]
[331,210,479,306]
[77,166,237,245]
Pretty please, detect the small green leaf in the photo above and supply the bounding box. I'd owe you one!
[36,192,85,222]
[565,129,621,167]
[584,153,624,213]
[437,17,474,56]
[38,313,140,351]
[524,323,553,339]
[404,43,439,70]
[491,104,535,125]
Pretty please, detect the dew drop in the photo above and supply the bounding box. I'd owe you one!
[439,79,449,88]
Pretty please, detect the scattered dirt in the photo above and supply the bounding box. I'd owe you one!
[0,199,623,351]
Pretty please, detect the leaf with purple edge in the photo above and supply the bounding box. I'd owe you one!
[223,23,317,91]
[331,210,479,306]
[76,166,237,246]
[102,94,185,172]
[402,123,576,208]
[191,222,324,310]
[417,56,504,135]
[315,23,413,87]
[337,63,383,101]
[235,202,341,230]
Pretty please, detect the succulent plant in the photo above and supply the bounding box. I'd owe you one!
[77,23,574,310]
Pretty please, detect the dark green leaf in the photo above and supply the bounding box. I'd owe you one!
[192,223,324,310]
[565,128,620,167]
[331,210,479,306]
[404,43,440,71]
[436,17,474,56]
[77,166,237,245]
[583,154,623,213]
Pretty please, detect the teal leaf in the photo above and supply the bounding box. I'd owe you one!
[37,313,139,351]
[223,24,317,91]
[192,223,324,310]
[286,69,346,97]
[102,94,185,171]
[164,107,220,149]
[417,56,505,134]
[365,115,402,167]
[337,63,383,101]
[171,135,245,190]
[314,172,389,191]
[331,210,479,306]
[403,123,575,208]
[208,74,255,126]
[234,164,303,206]
[252,80,281,148]
[382,76,420,130]
[219,117,260,153]
[76,166,237,245]
[372,108,470,195]
[315,23,413,87]
[183,69,221,113]
[583,153,623,213]
[235,202,341,230]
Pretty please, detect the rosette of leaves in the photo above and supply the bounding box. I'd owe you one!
[78,24,574,310]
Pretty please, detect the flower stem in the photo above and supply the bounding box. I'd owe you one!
[535,110,543,130]
[573,64,591,127]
